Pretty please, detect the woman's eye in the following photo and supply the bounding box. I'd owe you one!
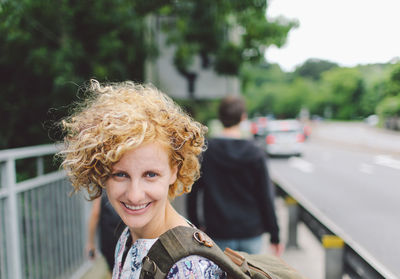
[145,171,158,178]
[112,172,127,178]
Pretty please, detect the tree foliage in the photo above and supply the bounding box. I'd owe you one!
[375,63,400,118]
[0,0,295,149]
[240,61,398,122]
[320,68,365,119]
[137,0,297,76]
[0,0,148,149]
[294,58,338,80]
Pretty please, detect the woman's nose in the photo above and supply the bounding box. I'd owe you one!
[125,179,145,203]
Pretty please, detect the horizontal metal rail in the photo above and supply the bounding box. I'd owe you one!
[0,144,90,279]
[271,170,398,279]
[0,144,60,161]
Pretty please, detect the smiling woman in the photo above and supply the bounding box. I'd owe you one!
[56,80,228,278]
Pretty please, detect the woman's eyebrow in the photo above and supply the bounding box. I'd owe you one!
[110,166,125,172]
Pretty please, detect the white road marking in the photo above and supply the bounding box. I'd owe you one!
[359,163,374,174]
[288,157,315,173]
[374,155,400,170]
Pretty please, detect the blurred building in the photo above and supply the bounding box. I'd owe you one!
[145,16,239,99]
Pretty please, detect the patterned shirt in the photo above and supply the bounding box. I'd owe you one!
[112,227,226,279]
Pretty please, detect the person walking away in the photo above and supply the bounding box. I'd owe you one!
[187,95,283,256]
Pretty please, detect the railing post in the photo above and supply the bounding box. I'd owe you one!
[322,235,344,279]
[285,196,299,248]
[37,156,44,176]
[4,159,22,279]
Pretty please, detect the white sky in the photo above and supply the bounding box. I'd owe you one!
[265,0,400,72]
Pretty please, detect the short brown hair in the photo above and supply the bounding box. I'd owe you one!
[218,95,246,128]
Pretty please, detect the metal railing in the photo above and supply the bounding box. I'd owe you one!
[0,144,91,279]
[271,170,398,279]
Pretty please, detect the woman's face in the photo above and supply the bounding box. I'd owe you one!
[106,142,177,239]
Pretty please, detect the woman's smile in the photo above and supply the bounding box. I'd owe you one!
[121,201,151,212]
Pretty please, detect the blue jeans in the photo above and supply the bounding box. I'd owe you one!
[213,235,263,254]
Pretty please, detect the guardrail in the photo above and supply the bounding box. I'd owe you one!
[271,171,398,279]
[0,144,91,279]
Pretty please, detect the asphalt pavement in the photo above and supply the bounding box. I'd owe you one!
[310,121,400,155]
[272,121,400,279]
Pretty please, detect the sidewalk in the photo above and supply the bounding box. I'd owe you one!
[273,197,324,279]
[80,255,111,279]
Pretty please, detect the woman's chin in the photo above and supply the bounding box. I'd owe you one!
[119,202,155,232]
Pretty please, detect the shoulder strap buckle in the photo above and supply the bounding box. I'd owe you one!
[193,231,214,247]
[141,256,157,275]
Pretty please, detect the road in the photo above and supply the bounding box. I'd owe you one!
[268,122,400,278]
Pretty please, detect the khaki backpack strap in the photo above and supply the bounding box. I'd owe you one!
[139,226,249,279]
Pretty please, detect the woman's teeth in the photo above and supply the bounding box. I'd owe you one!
[124,202,148,210]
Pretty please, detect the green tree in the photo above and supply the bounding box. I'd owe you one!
[241,63,318,119]
[137,0,297,76]
[241,63,288,116]
[376,96,400,117]
[294,58,338,80]
[356,63,395,116]
[375,63,400,124]
[384,63,400,97]
[0,1,150,148]
[240,60,400,122]
[320,68,365,119]
[0,0,295,149]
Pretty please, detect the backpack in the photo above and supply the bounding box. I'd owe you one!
[139,226,305,279]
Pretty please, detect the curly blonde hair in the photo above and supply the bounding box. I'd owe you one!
[58,80,207,200]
